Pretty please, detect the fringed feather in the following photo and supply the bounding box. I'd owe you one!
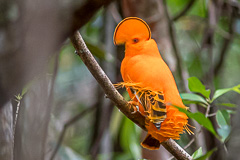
[115,82,166,130]
[115,82,193,144]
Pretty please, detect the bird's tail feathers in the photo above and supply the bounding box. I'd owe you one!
[141,134,161,150]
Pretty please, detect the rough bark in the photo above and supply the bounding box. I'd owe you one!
[0,102,13,160]
[14,75,52,160]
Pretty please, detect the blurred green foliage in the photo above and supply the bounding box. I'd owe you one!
[179,77,240,159]
[48,1,240,160]
[194,148,217,160]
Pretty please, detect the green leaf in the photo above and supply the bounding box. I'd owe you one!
[195,148,217,160]
[58,146,84,160]
[21,80,34,96]
[212,84,240,102]
[120,117,141,159]
[216,110,231,142]
[216,103,237,108]
[217,126,231,142]
[192,147,203,159]
[176,106,218,137]
[167,0,189,15]
[15,80,34,101]
[15,94,22,101]
[189,0,207,18]
[212,88,232,102]
[188,77,211,98]
[226,110,236,114]
[180,93,208,105]
[110,108,124,141]
[216,110,230,127]
[233,84,240,94]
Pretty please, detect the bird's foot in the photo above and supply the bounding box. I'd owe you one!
[128,101,140,114]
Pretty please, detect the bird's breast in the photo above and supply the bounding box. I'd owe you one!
[121,55,166,91]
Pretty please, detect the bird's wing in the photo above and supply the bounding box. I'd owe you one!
[118,82,167,130]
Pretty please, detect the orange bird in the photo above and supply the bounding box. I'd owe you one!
[113,17,192,150]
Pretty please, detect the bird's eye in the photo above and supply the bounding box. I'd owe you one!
[133,38,139,43]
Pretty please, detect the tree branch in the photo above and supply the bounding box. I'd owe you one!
[70,0,114,35]
[214,9,236,76]
[162,139,192,160]
[50,106,96,160]
[172,0,196,22]
[222,1,240,17]
[161,0,189,92]
[70,32,146,130]
[0,102,13,160]
[70,31,192,160]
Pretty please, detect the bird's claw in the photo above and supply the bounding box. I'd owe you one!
[128,101,140,114]
[131,105,139,114]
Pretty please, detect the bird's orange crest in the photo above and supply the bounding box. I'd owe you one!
[113,17,151,45]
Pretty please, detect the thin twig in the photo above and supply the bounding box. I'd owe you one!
[109,3,122,23]
[172,0,196,21]
[70,31,192,160]
[201,0,221,89]
[205,104,211,117]
[214,10,236,76]
[50,106,96,160]
[207,112,217,117]
[184,138,195,150]
[90,103,113,158]
[222,1,240,17]
[13,99,20,144]
[223,144,228,154]
[12,97,20,159]
[160,0,189,92]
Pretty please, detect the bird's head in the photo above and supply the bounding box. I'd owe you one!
[113,17,151,46]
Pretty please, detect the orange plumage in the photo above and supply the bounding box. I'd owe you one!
[114,17,191,150]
